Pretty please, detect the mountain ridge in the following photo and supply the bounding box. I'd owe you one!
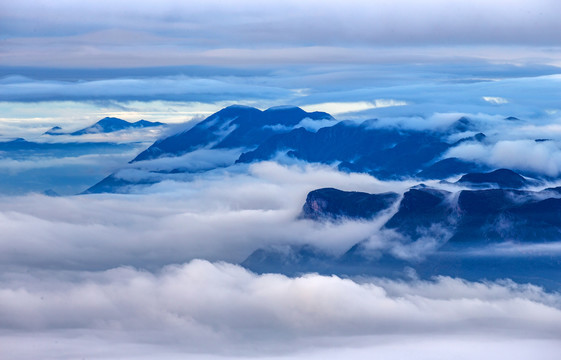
[44,117,166,136]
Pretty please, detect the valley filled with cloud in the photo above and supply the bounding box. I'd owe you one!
[2,1,561,359]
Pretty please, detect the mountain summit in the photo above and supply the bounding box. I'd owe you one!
[131,105,332,162]
[71,117,165,135]
[44,117,165,136]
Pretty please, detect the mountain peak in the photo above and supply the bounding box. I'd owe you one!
[44,126,64,135]
[131,105,334,162]
[449,116,476,133]
[69,117,164,136]
[457,169,528,189]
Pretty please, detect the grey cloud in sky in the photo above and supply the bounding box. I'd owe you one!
[3,0,561,46]
[3,71,561,122]
[2,1,561,69]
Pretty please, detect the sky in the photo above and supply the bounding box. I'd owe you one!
[1,0,561,132]
[2,1,561,359]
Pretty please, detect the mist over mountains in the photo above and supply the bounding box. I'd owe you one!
[3,1,561,357]
[45,117,165,136]
[28,104,549,291]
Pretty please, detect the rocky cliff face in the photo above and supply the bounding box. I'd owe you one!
[300,187,399,221]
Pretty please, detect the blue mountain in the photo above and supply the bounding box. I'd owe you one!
[71,117,165,135]
[241,240,561,290]
[83,106,538,194]
[44,117,165,136]
[416,157,486,179]
[296,177,560,246]
[449,116,477,133]
[0,138,129,153]
[44,126,64,135]
[131,105,332,162]
[237,120,451,179]
[456,168,530,189]
[242,182,561,289]
[300,188,399,221]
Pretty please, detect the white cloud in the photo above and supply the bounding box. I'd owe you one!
[483,96,509,104]
[3,1,561,55]
[301,99,408,116]
[294,117,341,132]
[0,151,139,173]
[447,139,561,177]
[0,260,560,359]
[0,162,417,268]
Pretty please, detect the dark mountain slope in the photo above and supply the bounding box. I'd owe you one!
[44,117,165,136]
[300,188,399,221]
[132,105,332,162]
[457,169,529,189]
[238,121,451,179]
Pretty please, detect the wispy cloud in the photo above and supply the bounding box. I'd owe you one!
[301,99,408,116]
[447,139,561,177]
[483,96,509,104]
[0,162,414,268]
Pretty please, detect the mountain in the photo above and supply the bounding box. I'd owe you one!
[82,173,160,194]
[416,157,486,179]
[84,105,541,194]
[0,138,130,153]
[131,105,333,162]
[241,244,337,276]
[384,182,560,244]
[84,105,334,193]
[44,126,64,135]
[237,120,451,179]
[449,188,561,243]
[242,183,561,288]
[449,116,477,133]
[42,189,60,197]
[44,117,166,136]
[384,186,454,238]
[70,117,165,135]
[300,188,399,221]
[456,169,530,189]
[297,180,561,246]
[241,241,561,290]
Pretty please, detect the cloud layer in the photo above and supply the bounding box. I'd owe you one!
[1,155,560,359]
[0,162,415,269]
[1,260,560,359]
[2,0,561,71]
[3,1,561,46]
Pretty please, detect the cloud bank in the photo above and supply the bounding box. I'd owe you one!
[1,260,560,359]
[0,162,416,269]
[3,1,561,46]
[0,154,560,359]
[447,139,561,177]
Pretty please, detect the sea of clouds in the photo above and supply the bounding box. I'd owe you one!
[1,160,560,359]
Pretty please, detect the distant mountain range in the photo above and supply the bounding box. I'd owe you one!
[45,117,165,136]
[0,137,131,152]
[131,105,332,162]
[63,105,561,288]
[243,180,561,287]
[85,105,498,193]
